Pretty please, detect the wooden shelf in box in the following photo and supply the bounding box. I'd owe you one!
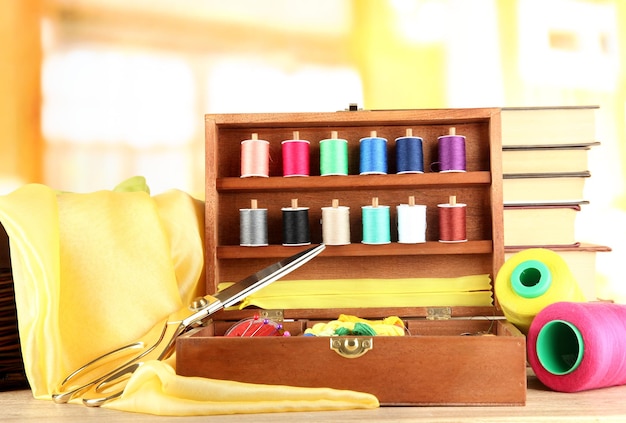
[186,108,525,406]
[217,171,492,192]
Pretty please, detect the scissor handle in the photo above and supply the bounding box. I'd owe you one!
[81,362,142,407]
[52,341,144,404]
[52,316,172,404]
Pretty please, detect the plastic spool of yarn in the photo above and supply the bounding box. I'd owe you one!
[395,129,424,174]
[359,131,388,175]
[494,248,585,335]
[321,199,351,245]
[282,131,310,177]
[527,301,626,393]
[396,196,427,244]
[241,133,270,177]
[437,195,466,242]
[436,127,466,172]
[361,197,391,244]
[282,199,311,246]
[320,131,349,176]
[239,199,268,247]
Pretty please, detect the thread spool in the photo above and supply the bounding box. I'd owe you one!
[359,131,388,175]
[396,196,427,244]
[527,301,626,393]
[395,129,424,174]
[282,199,311,246]
[241,133,270,177]
[436,127,466,172]
[239,199,268,247]
[320,131,349,176]
[321,199,351,245]
[494,248,585,334]
[282,131,310,177]
[361,197,391,244]
[437,195,466,242]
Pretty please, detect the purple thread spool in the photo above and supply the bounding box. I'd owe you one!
[437,127,466,172]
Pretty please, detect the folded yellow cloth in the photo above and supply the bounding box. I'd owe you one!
[221,275,494,310]
[0,181,378,415]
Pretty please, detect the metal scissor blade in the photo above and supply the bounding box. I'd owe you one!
[212,243,325,310]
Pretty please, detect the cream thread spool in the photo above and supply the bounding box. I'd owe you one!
[322,199,351,245]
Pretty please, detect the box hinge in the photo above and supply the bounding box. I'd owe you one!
[426,306,452,320]
[259,309,284,322]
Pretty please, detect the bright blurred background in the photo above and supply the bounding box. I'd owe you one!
[1,0,625,298]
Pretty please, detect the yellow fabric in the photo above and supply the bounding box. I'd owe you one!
[0,182,378,415]
[304,314,406,337]
[221,275,494,310]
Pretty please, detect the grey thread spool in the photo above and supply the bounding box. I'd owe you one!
[240,199,268,246]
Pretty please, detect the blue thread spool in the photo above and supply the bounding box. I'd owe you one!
[437,127,466,172]
[395,128,424,174]
[359,131,388,175]
[361,197,391,244]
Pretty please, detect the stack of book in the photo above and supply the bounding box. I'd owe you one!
[500,106,611,300]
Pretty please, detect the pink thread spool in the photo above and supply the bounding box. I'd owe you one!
[282,131,310,177]
[528,301,626,393]
[241,133,270,178]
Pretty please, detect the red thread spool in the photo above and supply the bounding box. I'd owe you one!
[282,131,310,177]
[528,301,626,393]
[438,195,467,242]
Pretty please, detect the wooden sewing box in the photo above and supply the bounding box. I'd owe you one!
[175,108,527,406]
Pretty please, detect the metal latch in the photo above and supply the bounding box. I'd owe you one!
[426,306,452,320]
[330,338,373,359]
[259,309,284,322]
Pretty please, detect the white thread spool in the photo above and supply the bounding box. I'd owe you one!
[396,196,427,244]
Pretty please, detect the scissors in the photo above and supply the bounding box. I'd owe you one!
[52,243,325,407]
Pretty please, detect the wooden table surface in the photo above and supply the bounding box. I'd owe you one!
[3,370,626,422]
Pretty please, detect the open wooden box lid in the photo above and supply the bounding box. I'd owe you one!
[204,108,505,322]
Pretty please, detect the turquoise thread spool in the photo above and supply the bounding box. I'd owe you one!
[361,197,391,244]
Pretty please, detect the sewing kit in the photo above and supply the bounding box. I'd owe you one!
[176,108,527,406]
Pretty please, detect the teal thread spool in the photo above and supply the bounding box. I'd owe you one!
[320,131,349,176]
[361,197,391,244]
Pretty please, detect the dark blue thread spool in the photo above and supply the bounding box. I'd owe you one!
[395,129,424,174]
[359,131,388,175]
